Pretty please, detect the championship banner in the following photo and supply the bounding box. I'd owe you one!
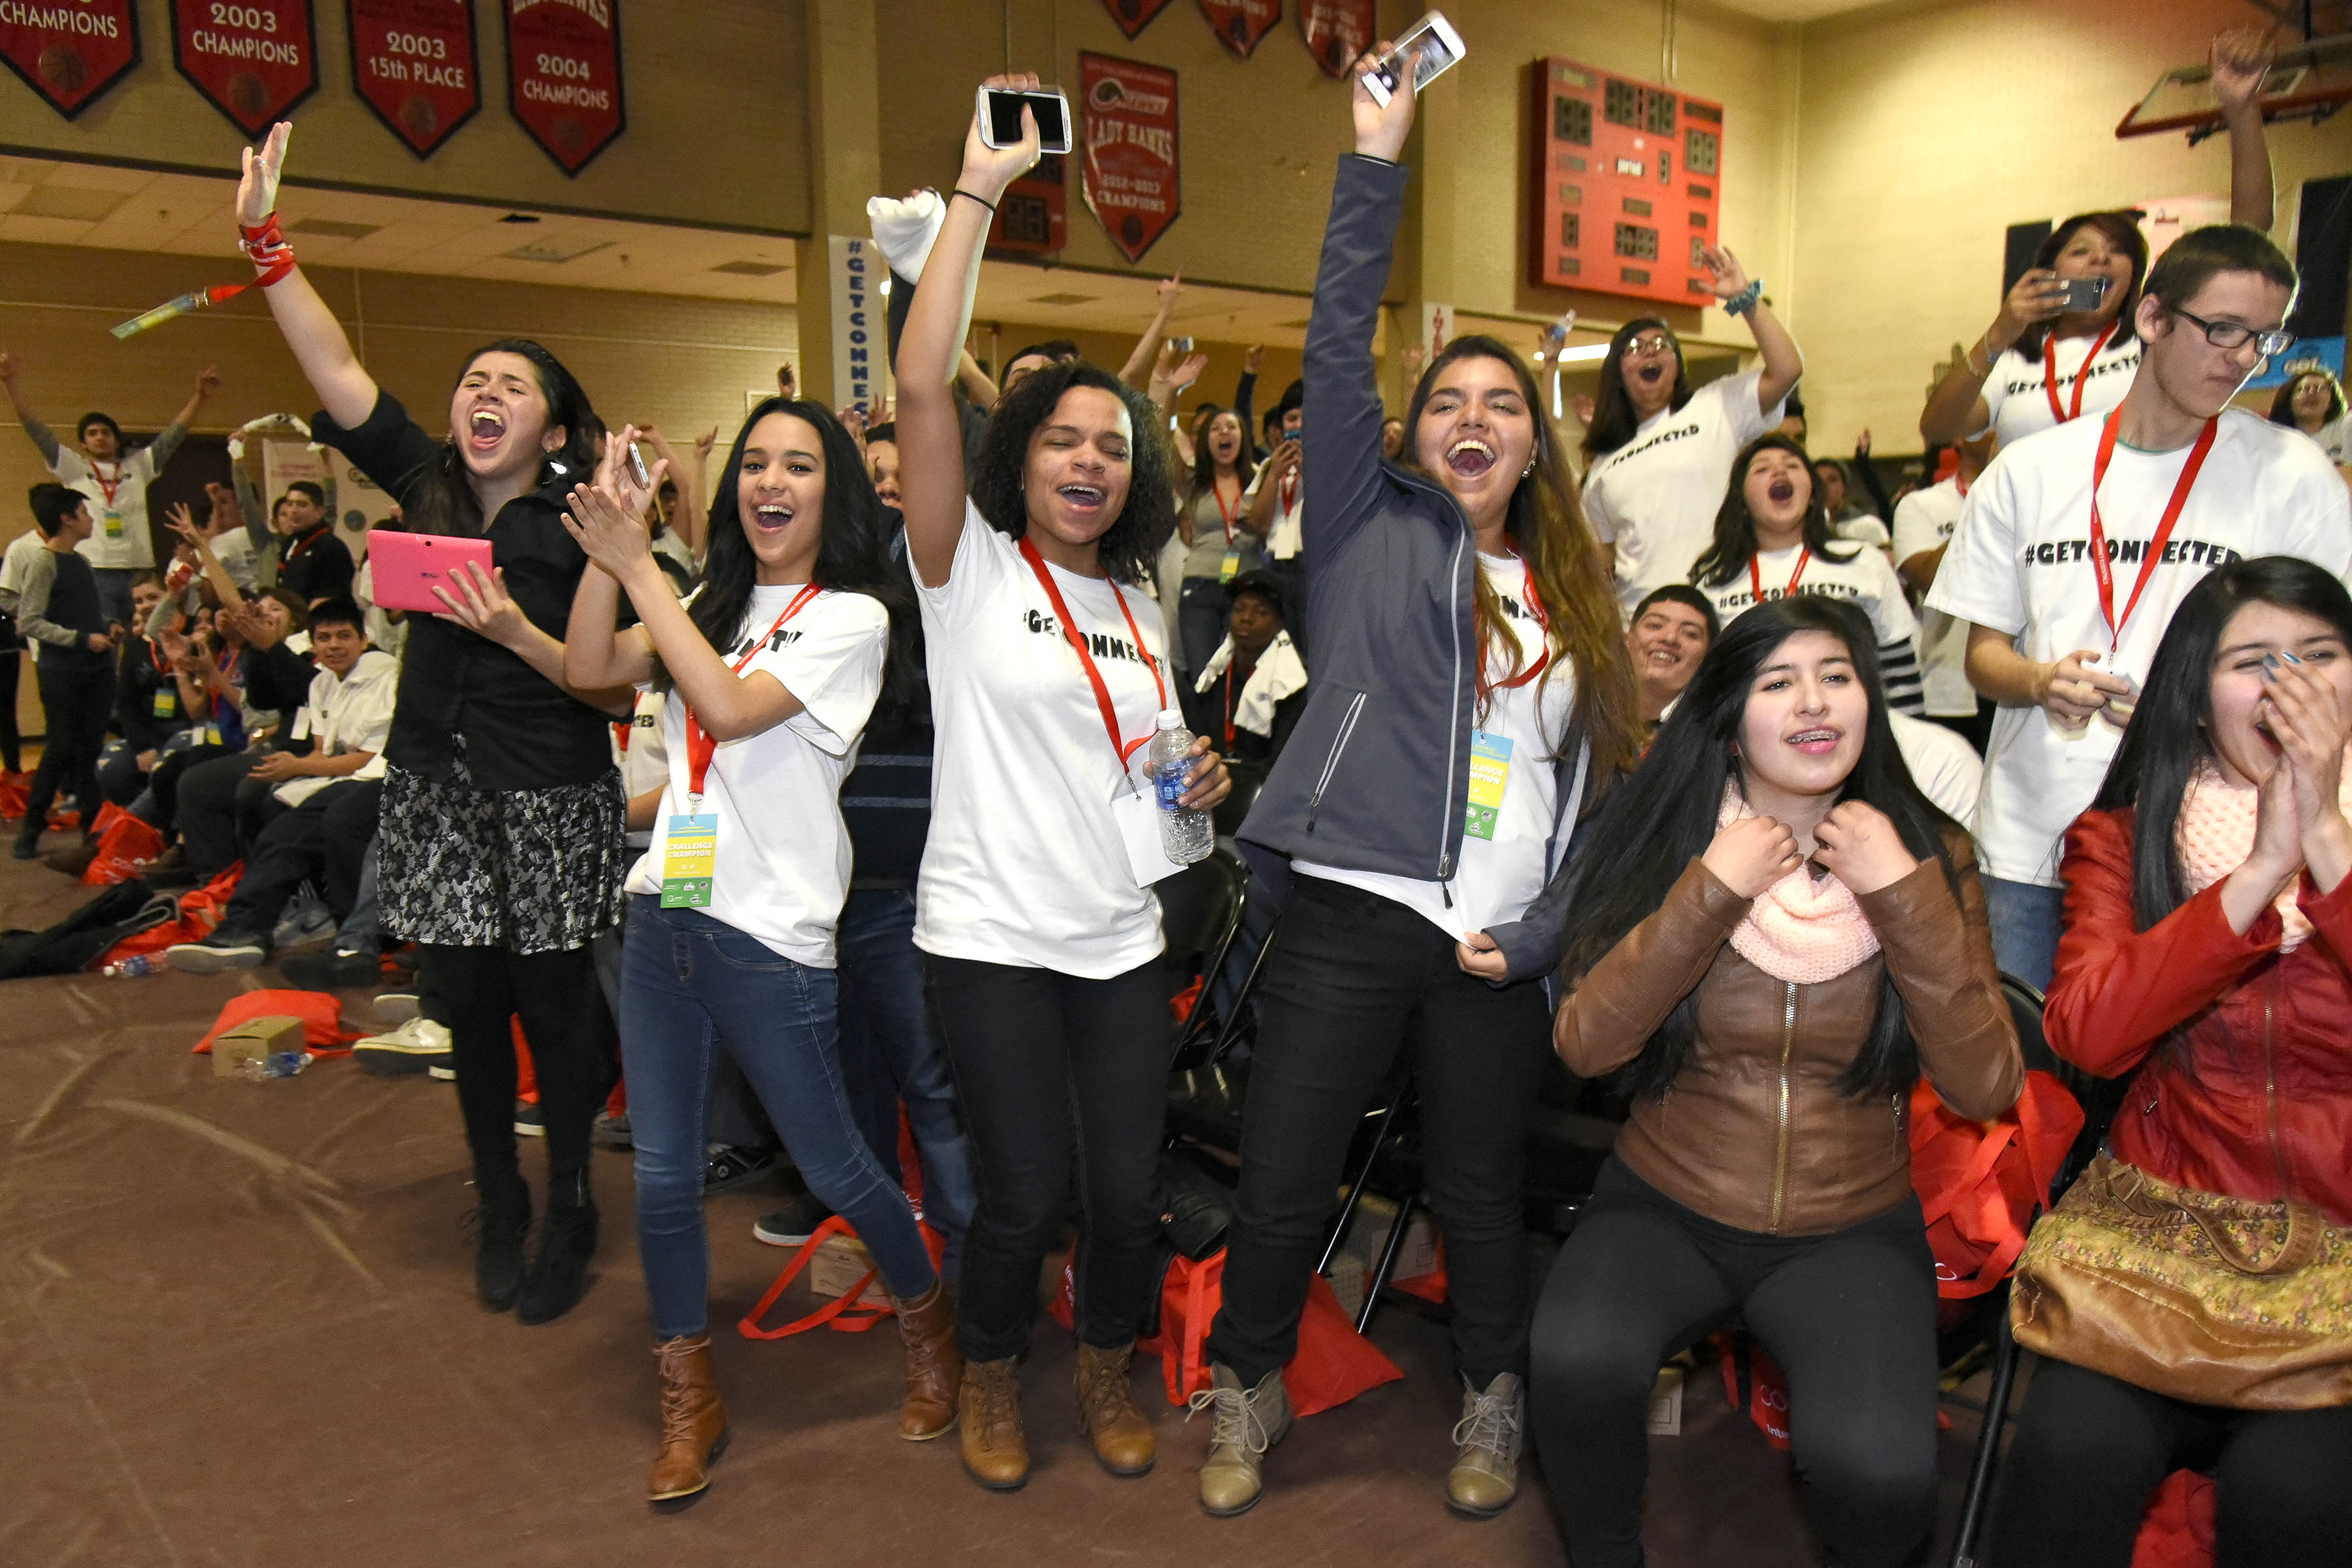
[348,0,478,157]
[1200,0,1278,59]
[0,0,139,119]
[1081,52,1179,265]
[1099,0,1173,40]
[172,0,317,135]
[504,0,622,175]
[1297,0,1372,80]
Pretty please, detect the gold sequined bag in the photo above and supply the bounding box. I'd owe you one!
[2010,1152,2352,1410]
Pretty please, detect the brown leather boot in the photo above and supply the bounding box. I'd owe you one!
[647,1334,728,1511]
[957,1357,1029,1492]
[1074,1341,1156,1477]
[892,1280,961,1441]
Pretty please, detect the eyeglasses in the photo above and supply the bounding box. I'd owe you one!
[2168,306,2294,358]
[1625,334,1676,357]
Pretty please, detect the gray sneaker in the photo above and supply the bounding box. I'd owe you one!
[1190,1362,1291,1517]
[1445,1371,1524,1517]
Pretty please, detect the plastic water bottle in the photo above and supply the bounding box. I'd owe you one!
[1147,709,1215,865]
[103,955,161,978]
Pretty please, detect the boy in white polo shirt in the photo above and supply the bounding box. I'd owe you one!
[1929,223,2352,987]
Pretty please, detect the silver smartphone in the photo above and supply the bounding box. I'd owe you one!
[2053,275,2110,314]
[977,86,1073,155]
[1360,10,1465,106]
[626,442,651,489]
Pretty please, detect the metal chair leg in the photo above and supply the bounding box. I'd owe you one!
[1358,1188,1420,1335]
[1317,1088,1406,1275]
[1950,1290,2023,1568]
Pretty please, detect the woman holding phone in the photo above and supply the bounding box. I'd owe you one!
[896,74,1230,1495]
[233,122,630,1327]
[1194,44,1635,1520]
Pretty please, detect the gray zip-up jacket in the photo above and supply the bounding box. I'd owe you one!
[1236,153,1592,983]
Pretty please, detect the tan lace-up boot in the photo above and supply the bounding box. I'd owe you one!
[1445,1371,1524,1516]
[1191,1362,1291,1516]
[957,1356,1030,1490]
[1074,1341,1156,1475]
[647,1334,728,1509]
[892,1281,961,1440]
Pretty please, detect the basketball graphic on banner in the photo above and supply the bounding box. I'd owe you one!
[1081,52,1181,264]
[0,0,139,118]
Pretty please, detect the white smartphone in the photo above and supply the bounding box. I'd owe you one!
[1361,10,1465,106]
[977,86,1073,155]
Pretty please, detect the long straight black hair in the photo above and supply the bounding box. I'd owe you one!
[1184,404,1258,512]
[1691,433,1865,589]
[1581,317,1692,461]
[406,338,600,536]
[681,397,921,720]
[1555,597,1962,1099]
[2089,556,2352,931]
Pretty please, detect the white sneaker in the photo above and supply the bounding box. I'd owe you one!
[868,189,945,282]
[352,1016,453,1077]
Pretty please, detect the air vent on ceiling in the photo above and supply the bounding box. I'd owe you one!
[503,238,612,264]
[1031,291,1098,305]
[498,212,542,224]
[16,186,128,221]
[1279,318,1312,329]
[711,259,788,276]
[291,218,381,240]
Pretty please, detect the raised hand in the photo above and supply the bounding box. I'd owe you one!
[195,364,221,399]
[237,121,291,227]
[165,501,204,547]
[1814,800,1920,896]
[1702,813,1802,900]
[1169,351,1209,393]
[1999,269,2071,337]
[2210,26,2276,116]
[561,478,656,583]
[2259,654,2351,850]
[1698,244,1750,301]
[693,426,719,464]
[0,348,18,385]
[1352,42,1420,161]
[600,421,666,519]
[1243,343,1265,376]
[961,73,1044,202]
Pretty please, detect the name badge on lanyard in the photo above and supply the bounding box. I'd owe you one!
[668,583,824,907]
[1465,730,1512,840]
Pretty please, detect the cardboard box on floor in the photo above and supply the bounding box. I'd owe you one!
[1324,1194,1439,1318]
[806,1233,874,1298]
[212,1016,306,1078]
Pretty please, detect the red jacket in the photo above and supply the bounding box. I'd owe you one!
[2048,806,2352,1228]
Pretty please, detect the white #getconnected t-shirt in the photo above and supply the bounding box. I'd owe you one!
[1928,410,2352,886]
[52,446,161,570]
[1891,478,1975,719]
[1298,553,1576,941]
[915,504,1171,979]
[1978,333,2142,450]
[624,585,889,967]
[1582,367,1785,617]
[1694,542,1924,713]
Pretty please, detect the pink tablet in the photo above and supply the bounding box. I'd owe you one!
[367,531,495,613]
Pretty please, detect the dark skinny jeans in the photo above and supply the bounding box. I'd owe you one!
[1529,1158,1940,1568]
[924,953,1168,1364]
[1205,875,1553,1388]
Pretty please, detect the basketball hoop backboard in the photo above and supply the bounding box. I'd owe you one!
[2119,31,2352,142]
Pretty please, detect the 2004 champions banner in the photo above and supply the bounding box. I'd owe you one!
[1080,52,1179,265]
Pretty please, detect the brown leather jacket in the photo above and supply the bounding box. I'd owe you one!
[1556,838,2021,1237]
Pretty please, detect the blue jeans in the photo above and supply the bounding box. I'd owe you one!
[1983,876,2065,994]
[837,887,977,1273]
[619,894,936,1339]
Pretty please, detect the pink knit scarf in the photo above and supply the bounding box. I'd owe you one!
[2174,754,2352,954]
[1718,784,1882,985]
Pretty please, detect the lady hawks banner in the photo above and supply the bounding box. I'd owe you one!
[505,0,623,175]
[0,0,139,119]
[348,0,478,157]
[1080,52,1179,265]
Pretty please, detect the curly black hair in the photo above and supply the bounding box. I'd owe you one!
[968,360,1174,585]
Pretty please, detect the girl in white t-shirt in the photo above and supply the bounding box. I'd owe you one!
[2268,367,2352,465]
[1578,265,1805,617]
[1922,212,2148,453]
[893,73,1233,1495]
[1691,435,1924,713]
[561,403,953,1509]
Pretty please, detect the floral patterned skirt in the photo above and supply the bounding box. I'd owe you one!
[378,742,627,955]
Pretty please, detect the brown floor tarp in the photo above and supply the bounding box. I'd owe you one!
[0,853,2001,1566]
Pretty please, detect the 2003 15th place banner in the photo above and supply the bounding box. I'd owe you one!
[348,0,478,157]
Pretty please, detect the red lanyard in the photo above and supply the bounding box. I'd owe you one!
[2086,407,2218,653]
[2043,319,2118,425]
[1279,466,1298,514]
[1211,479,1241,544]
[1018,536,1167,767]
[1481,554,1552,692]
[283,525,323,563]
[683,582,823,799]
[1221,670,1236,749]
[90,459,123,510]
[1748,546,1812,606]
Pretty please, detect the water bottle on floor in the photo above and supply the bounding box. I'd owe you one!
[103,955,161,978]
[1148,709,1214,865]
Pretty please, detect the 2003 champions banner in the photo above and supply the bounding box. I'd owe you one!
[172,0,317,135]
[1080,52,1179,265]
